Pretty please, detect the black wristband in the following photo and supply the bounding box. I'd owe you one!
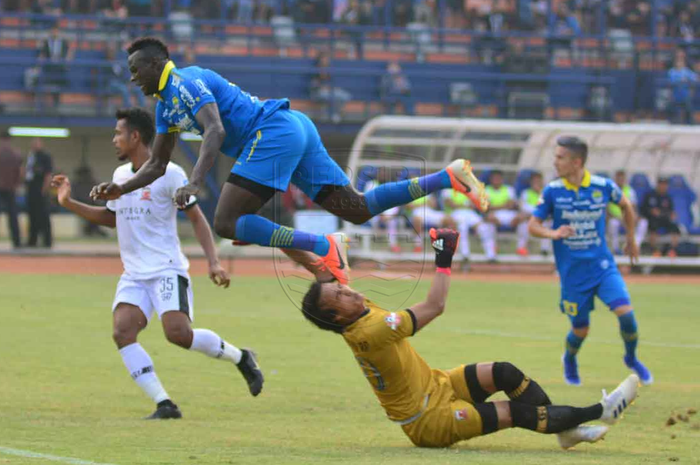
[435,251,453,269]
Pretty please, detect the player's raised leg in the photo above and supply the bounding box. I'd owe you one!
[113,303,181,420]
[161,310,264,397]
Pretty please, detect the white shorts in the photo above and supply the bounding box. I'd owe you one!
[112,272,194,321]
[411,206,445,227]
[451,209,482,230]
[492,209,518,226]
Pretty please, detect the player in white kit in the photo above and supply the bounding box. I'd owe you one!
[51,108,263,419]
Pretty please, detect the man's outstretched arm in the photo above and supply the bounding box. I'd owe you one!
[52,175,116,228]
[409,228,458,332]
[173,103,225,208]
[90,133,177,201]
[121,132,177,193]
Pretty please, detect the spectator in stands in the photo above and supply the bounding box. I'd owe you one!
[668,50,698,124]
[608,170,647,254]
[310,51,352,123]
[392,0,413,27]
[127,0,151,16]
[381,61,413,115]
[607,0,629,30]
[516,172,550,256]
[62,0,99,14]
[100,0,128,19]
[30,0,63,15]
[25,138,54,248]
[482,170,522,261]
[626,1,651,36]
[339,0,371,57]
[235,0,254,22]
[413,0,438,27]
[444,0,465,28]
[671,10,695,43]
[254,0,274,23]
[0,130,24,249]
[25,23,75,109]
[641,178,681,257]
[441,189,490,270]
[550,3,581,57]
[105,42,146,112]
[295,0,330,23]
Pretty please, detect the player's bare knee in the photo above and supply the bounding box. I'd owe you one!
[613,305,633,316]
[494,401,513,429]
[165,324,193,348]
[342,211,372,225]
[213,215,237,239]
[572,326,589,338]
[112,326,138,349]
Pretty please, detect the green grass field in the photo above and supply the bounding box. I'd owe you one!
[1,273,698,465]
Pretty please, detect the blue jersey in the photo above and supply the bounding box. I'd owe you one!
[154,61,289,158]
[533,171,623,287]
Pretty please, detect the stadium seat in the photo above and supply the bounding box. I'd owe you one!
[356,166,378,192]
[514,169,536,197]
[668,175,700,234]
[630,173,652,207]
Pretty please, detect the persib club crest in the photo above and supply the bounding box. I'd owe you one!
[140,187,152,201]
[592,189,603,203]
[385,312,402,331]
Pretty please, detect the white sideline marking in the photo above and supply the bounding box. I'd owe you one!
[0,446,118,465]
[449,327,700,349]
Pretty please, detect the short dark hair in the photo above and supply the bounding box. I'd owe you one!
[530,171,543,181]
[490,170,504,179]
[127,37,169,60]
[301,282,344,334]
[557,136,588,165]
[115,108,155,146]
[0,129,10,139]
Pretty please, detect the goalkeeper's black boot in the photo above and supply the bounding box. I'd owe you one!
[237,349,264,397]
[145,400,182,420]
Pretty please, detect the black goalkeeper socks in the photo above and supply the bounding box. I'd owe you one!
[510,402,603,433]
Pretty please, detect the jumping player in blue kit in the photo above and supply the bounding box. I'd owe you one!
[91,37,488,285]
[528,136,653,386]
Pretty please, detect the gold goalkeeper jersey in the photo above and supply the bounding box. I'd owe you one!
[342,300,435,422]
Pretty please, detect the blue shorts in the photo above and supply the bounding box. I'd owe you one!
[231,109,350,200]
[559,270,631,328]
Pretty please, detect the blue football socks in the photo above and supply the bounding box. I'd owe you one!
[364,170,452,216]
[617,311,638,359]
[235,215,330,256]
[564,330,584,362]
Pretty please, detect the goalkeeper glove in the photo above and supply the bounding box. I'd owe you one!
[430,228,460,269]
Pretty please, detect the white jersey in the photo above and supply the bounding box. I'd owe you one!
[106,162,194,280]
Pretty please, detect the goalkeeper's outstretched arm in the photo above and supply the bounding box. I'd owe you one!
[409,228,458,332]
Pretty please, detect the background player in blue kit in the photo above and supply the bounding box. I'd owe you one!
[528,136,653,386]
[91,37,488,285]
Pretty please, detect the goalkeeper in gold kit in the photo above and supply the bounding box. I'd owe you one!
[299,228,641,449]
